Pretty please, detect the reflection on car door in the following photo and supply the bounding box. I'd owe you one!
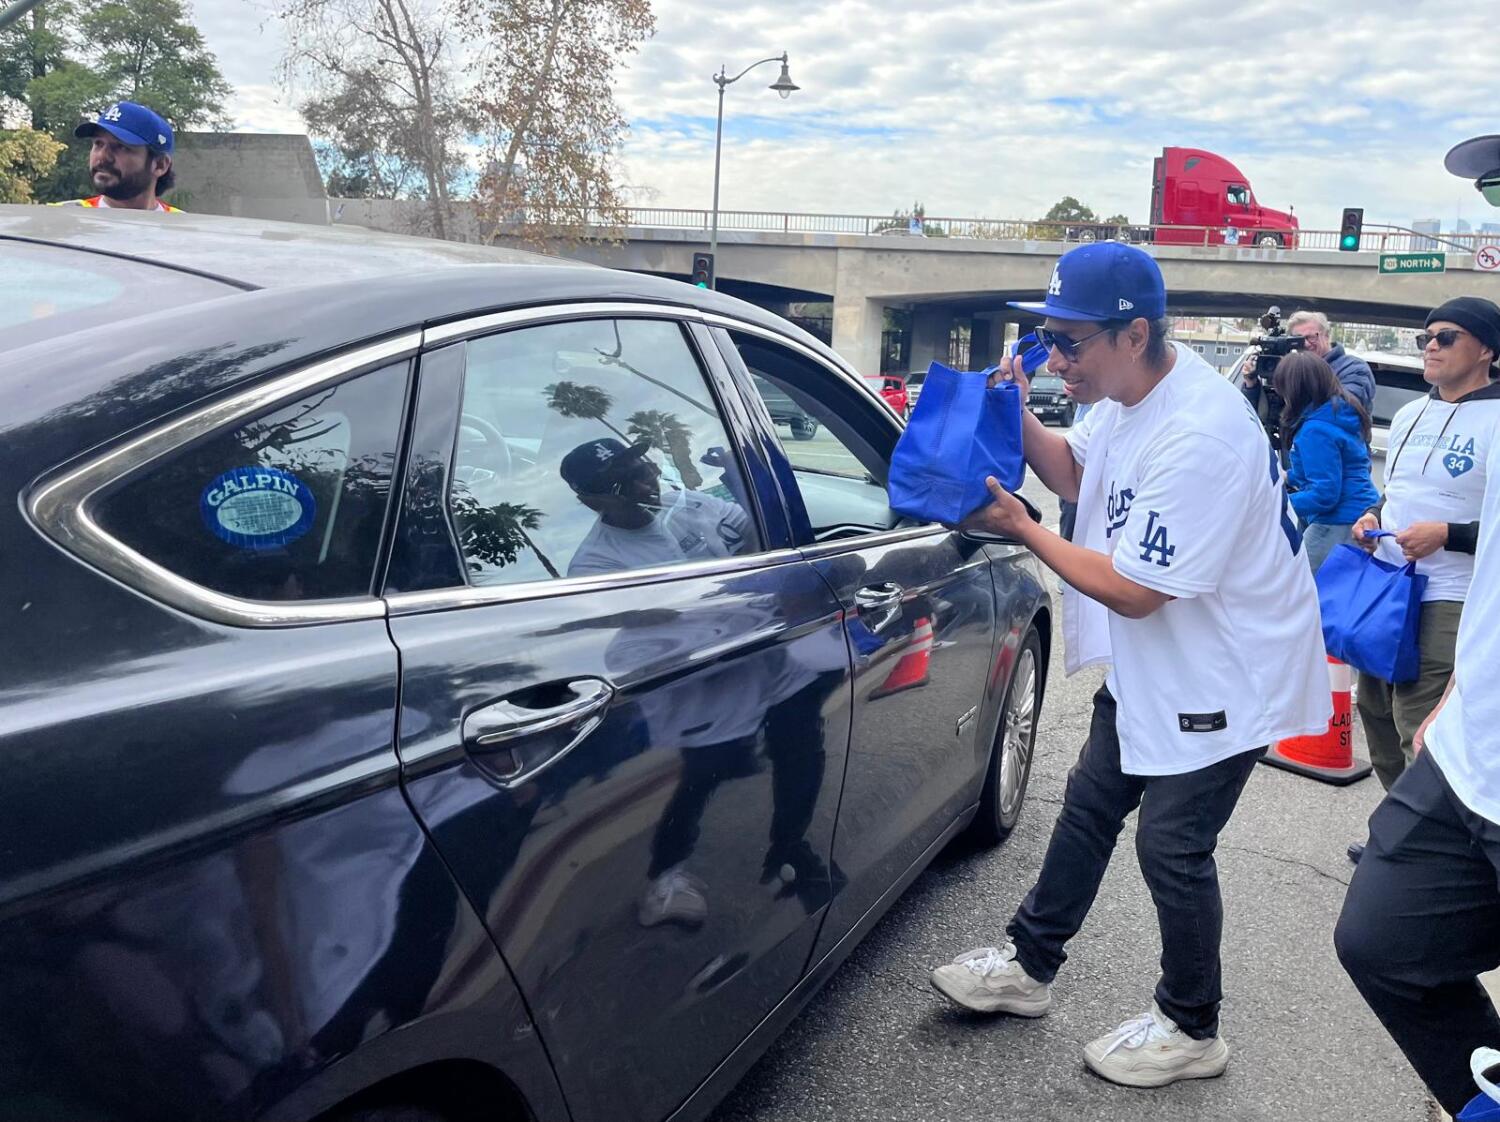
[382,317,853,1122]
[715,328,999,955]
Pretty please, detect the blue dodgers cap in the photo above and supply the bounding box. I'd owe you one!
[1008,242,1166,323]
[74,101,174,155]
[560,437,651,493]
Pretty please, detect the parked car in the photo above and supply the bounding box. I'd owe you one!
[0,205,1052,1122]
[865,373,909,417]
[757,379,821,439]
[1026,373,1077,426]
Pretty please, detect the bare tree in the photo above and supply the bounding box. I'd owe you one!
[274,0,466,238]
[460,0,653,247]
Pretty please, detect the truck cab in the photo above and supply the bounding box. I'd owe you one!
[1151,147,1299,248]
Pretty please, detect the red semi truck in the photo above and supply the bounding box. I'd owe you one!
[1071,147,1299,248]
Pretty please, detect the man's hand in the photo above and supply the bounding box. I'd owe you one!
[957,477,1031,540]
[987,350,1031,400]
[1352,512,1381,553]
[1395,521,1448,562]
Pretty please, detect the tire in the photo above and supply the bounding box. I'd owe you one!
[1255,233,1282,248]
[967,625,1043,846]
[791,420,818,441]
[1078,229,1097,243]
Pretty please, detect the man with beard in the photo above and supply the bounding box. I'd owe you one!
[56,102,180,212]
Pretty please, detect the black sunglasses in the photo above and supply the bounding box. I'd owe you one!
[1416,328,1468,350]
[1034,325,1113,361]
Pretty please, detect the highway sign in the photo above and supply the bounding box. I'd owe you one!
[1476,245,1500,272]
[1379,253,1446,275]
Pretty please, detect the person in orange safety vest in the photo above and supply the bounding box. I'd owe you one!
[55,101,181,213]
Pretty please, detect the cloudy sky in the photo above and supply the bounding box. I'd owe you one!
[201,0,1500,233]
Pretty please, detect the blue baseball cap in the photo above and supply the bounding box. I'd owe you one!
[74,101,174,156]
[1008,242,1166,323]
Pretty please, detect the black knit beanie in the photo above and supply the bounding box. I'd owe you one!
[1427,296,1500,363]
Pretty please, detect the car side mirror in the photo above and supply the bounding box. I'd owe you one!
[957,491,1044,546]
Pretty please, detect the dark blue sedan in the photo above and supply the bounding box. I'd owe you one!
[0,206,1051,1122]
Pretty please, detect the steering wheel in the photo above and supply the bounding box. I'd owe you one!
[456,412,512,488]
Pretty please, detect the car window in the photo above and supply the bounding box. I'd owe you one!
[1227,185,1251,207]
[93,362,410,601]
[447,318,761,586]
[729,332,902,542]
[1030,375,1065,392]
[1371,369,1428,427]
[0,239,240,351]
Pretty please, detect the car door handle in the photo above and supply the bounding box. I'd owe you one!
[855,582,904,634]
[463,679,614,785]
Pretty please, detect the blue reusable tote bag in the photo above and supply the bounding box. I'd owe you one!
[887,361,1026,524]
[1314,532,1426,683]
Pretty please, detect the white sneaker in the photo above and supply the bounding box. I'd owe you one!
[638,867,708,928]
[1082,1003,1230,1088]
[929,942,1052,1016]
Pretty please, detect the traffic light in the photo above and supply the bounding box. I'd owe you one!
[1339,207,1364,252]
[691,252,714,288]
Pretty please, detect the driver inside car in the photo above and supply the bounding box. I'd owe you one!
[562,438,752,578]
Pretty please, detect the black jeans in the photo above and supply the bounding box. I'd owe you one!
[1335,749,1500,1116]
[1006,684,1263,1039]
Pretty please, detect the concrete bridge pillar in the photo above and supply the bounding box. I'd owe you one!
[970,315,1009,368]
[908,304,957,371]
[831,250,887,376]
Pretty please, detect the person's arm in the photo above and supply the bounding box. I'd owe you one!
[990,352,1083,502]
[1285,430,1340,521]
[1413,673,1456,754]
[960,479,1171,618]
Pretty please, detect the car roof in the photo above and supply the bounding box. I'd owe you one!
[0,203,592,288]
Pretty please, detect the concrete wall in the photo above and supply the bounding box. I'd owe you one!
[173,133,330,225]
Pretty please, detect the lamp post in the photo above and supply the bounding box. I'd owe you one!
[708,52,798,289]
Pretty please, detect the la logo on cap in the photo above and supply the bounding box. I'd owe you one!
[103,104,122,121]
[1047,265,1063,296]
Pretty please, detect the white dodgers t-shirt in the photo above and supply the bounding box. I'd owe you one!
[567,488,751,578]
[1424,451,1500,824]
[1063,343,1331,775]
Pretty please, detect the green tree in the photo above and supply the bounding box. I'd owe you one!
[0,126,65,202]
[19,0,231,201]
[1,0,75,127]
[626,409,700,489]
[543,380,628,441]
[1044,196,1097,223]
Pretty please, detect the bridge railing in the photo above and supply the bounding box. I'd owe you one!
[609,207,1495,255]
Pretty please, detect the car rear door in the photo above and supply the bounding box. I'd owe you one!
[710,325,1000,955]
[382,309,852,1122]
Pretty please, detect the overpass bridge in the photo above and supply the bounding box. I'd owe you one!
[563,209,1500,375]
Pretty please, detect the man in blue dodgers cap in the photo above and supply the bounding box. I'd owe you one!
[927,243,1329,1089]
[56,101,181,212]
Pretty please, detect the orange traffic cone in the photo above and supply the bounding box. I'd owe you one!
[871,616,934,698]
[1260,657,1372,785]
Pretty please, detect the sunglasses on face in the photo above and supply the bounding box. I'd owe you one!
[1416,328,1468,350]
[1034,325,1113,361]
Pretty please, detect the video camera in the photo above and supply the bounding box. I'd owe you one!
[1245,306,1306,450]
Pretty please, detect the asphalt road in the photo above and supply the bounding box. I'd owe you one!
[707,428,1433,1122]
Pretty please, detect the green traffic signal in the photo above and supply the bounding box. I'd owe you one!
[696,281,708,288]
[1341,234,1358,250]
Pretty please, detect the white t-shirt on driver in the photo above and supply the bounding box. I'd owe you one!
[1063,343,1331,775]
[567,488,751,578]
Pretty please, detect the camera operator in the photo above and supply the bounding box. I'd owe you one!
[1242,311,1374,413]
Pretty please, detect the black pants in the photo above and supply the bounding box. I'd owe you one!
[1006,684,1263,1039]
[1335,749,1500,1116]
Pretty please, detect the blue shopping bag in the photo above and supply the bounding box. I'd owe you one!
[1458,1047,1500,1120]
[887,361,1026,524]
[1314,531,1426,684]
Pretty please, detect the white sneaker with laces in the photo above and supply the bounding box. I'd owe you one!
[638,867,708,928]
[1082,1003,1230,1087]
[929,942,1052,1016]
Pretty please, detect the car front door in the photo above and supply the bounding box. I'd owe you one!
[713,326,1000,954]
[382,311,852,1122]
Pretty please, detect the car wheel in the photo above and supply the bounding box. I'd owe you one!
[1256,233,1282,248]
[1078,229,1097,243]
[968,625,1043,846]
[791,420,818,441]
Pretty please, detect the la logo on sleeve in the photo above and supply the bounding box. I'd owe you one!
[1138,511,1175,567]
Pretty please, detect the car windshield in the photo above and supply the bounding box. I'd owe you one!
[1031,375,1065,391]
[0,239,241,351]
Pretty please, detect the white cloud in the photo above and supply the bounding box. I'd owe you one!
[191,0,1500,232]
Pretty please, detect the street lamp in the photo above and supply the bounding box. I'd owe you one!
[708,52,799,289]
